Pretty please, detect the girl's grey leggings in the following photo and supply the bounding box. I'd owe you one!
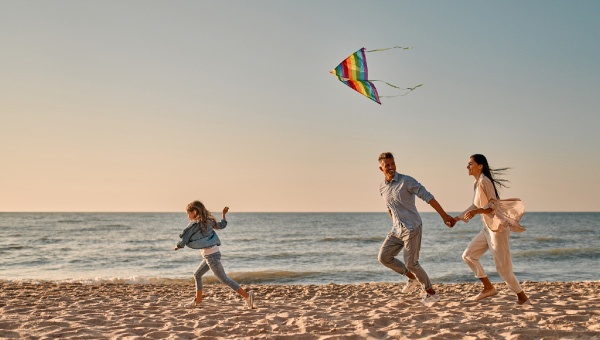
[193,251,241,292]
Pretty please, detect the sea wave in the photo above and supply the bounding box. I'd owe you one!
[513,247,600,259]
[432,272,483,283]
[319,236,385,243]
[224,270,324,283]
[514,236,564,242]
[0,245,26,250]
[56,220,86,224]
[532,237,559,242]
[0,277,191,285]
[448,228,478,234]
[0,270,325,285]
[78,224,131,232]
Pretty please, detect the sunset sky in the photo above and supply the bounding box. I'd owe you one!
[2,1,599,212]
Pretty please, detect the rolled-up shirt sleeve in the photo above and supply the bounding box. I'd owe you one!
[409,178,435,204]
[480,178,498,214]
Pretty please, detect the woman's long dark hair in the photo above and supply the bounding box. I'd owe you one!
[471,154,510,199]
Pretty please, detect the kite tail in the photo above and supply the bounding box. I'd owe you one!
[365,45,414,53]
[372,81,424,96]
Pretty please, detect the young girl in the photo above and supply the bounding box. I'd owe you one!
[175,200,255,309]
[452,154,530,305]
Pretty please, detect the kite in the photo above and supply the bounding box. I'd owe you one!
[330,46,423,104]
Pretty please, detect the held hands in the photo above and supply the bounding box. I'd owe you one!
[443,214,456,228]
[464,208,480,221]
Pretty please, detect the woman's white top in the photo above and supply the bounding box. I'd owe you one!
[458,174,526,233]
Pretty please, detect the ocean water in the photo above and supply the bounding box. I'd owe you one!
[0,212,598,285]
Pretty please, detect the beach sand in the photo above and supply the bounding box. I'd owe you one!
[1,281,598,339]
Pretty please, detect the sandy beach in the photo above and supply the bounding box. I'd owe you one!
[1,281,598,339]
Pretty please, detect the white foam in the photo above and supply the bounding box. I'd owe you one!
[0,276,193,285]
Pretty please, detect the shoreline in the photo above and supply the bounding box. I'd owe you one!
[2,277,600,285]
[1,281,599,339]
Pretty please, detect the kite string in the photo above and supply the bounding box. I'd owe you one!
[365,45,414,53]
[365,44,419,95]
[371,81,424,96]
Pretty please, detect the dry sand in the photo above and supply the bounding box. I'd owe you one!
[1,281,599,339]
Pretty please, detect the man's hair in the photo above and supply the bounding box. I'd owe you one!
[378,152,394,162]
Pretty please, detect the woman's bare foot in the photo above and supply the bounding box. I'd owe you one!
[516,291,530,305]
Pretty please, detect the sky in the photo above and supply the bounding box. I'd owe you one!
[1,1,599,212]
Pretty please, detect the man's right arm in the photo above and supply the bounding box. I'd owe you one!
[429,198,455,228]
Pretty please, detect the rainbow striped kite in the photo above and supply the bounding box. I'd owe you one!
[330,48,381,104]
[330,46,422,105]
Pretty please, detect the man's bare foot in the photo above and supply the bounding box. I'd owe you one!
[471,287,498,301]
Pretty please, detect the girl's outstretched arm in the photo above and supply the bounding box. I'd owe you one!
[175,223,195,249]
[222,206,229,220]
[215,206,229,230]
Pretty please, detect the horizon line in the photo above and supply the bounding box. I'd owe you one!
[1,211,598,214]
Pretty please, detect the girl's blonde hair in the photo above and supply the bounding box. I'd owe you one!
[186,200,217,235]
